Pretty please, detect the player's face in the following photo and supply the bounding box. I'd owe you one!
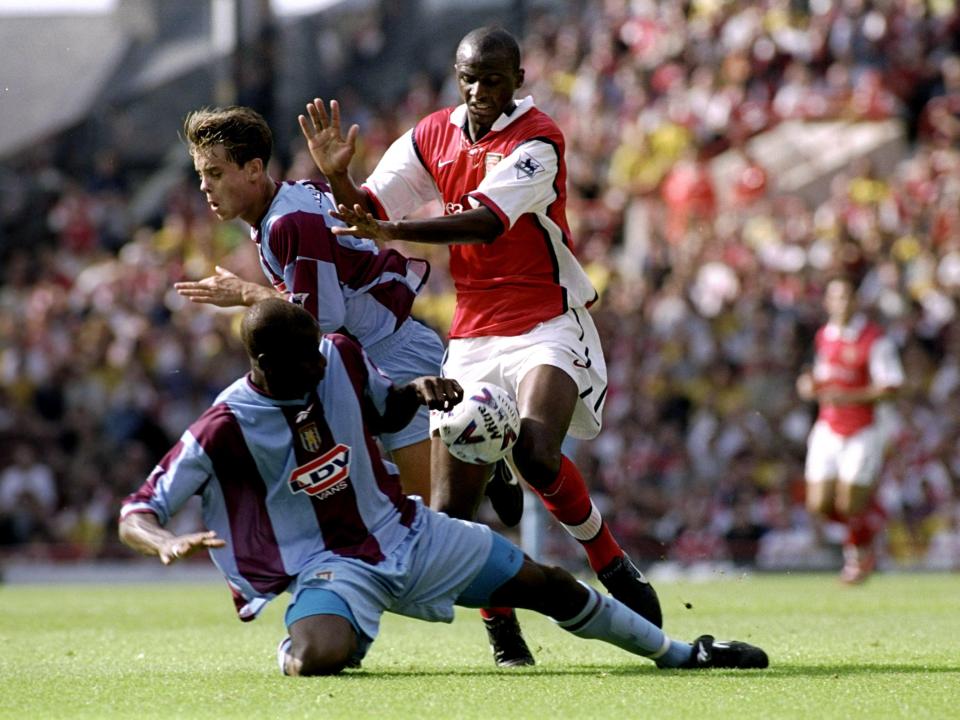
[824,279,855,324]
[454,45,523,139]
[261,330,326,399]
[192,145,256,222]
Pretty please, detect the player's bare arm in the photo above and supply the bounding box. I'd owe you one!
[331,203,502,245]
[118,512,225,565]
[298,98,369,211]
[816,384,899,406]
[175,266,279,307]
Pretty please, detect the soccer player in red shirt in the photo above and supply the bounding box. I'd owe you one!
[796,275,904,584]
[299,25,661,665]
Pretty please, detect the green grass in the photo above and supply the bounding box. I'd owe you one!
[1,573,958,719]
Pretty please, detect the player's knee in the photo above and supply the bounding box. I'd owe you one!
[288,641,354,677]
[512,426,563,486]
[805,487,828,515]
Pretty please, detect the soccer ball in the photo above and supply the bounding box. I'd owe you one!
[438,382,521,465]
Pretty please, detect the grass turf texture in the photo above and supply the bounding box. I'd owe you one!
[1,572,958,719]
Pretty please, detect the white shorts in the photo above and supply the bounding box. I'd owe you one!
[804,420,885,487]
[433,307,608,440]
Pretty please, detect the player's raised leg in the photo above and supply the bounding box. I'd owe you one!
[514,365,663,627]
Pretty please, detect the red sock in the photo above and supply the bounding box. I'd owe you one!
[846,496,886,547]
[826,507,846,523]
[530,455,623,572]
[480,607,515,620]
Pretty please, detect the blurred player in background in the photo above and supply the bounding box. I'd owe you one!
[796,275,904,584]
[118,299,768,676]
[299,25,662,665]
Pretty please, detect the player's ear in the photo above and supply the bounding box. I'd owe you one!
[244,157,264,179]
[254,351,271,373]
[516,67,525,89]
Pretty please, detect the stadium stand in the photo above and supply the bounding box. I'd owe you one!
[1,0,959,575]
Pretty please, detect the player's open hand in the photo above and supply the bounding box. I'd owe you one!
[175,266,277,307]
[298,98,359,177]
[330,203,387,241]
[409,377,464,411]
[158,530,225,566]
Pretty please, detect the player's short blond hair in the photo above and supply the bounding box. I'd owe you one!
[183,106,272,168]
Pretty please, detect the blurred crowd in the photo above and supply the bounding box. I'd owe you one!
[2,0,960,572]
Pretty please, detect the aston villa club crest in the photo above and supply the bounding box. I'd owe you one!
[484,152,503,175]
[298,422,322,453]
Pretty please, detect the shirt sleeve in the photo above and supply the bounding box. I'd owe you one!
[466,138,560,231]
[869,336,905,389]
[361,129,442,220]
[267,214,347,332]
[119,433,213,526]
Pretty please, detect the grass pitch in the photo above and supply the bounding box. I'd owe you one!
[1,572,958,719]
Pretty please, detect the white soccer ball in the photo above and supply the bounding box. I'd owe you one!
[438,382,521,465]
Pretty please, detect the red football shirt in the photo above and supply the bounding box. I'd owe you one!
[812,314,903,436]
[362,96,597,338]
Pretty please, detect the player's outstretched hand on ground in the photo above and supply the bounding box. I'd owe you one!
[158,531,225,566]
[298,98,358,178]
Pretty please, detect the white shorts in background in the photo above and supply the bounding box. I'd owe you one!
[433,307,608,440]
[804,420,886,487]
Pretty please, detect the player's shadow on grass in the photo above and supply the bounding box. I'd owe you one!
[332,662,960,679]
[743,663,960,678]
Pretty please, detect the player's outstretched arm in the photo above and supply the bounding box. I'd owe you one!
[175,266,279,307]
[331,203,502,246]
[119,512,225,565]
[298,98,370,212]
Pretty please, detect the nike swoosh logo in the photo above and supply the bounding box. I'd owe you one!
[438,158,456,167]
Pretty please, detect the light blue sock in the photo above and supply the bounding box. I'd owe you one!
[555,583,693,668]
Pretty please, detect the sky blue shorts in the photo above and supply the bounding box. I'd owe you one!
[365,318,445,452]
[283,507,525,660]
